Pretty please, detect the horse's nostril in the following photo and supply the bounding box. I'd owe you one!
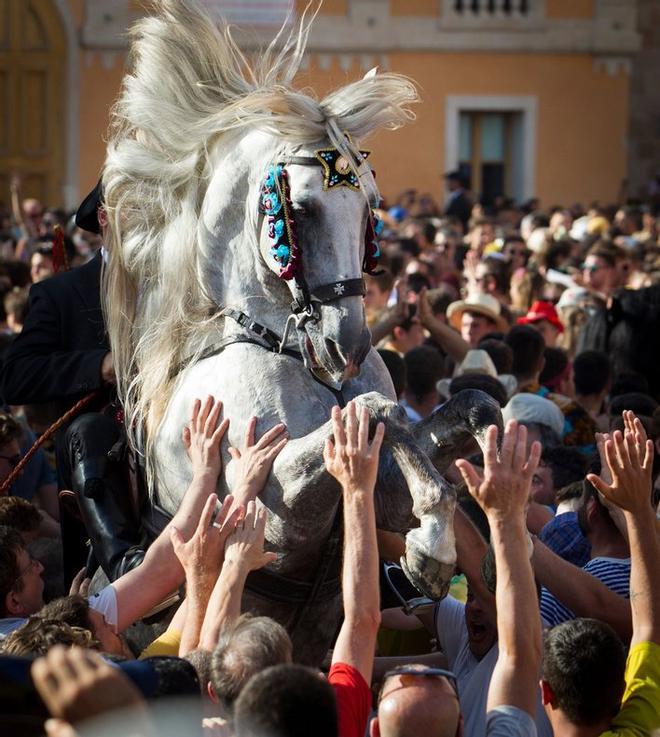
[324,338,347,366]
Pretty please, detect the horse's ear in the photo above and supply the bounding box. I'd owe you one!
[363,67,379,80]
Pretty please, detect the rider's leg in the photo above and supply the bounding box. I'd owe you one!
[57,412,145,582]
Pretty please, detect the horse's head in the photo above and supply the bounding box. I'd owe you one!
[254,138,382,389]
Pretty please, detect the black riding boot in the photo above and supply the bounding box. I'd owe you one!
[57,413,145,582]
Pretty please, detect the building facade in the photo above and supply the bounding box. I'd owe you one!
[0,0,647,210]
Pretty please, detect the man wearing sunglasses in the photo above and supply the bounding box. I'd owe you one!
[371,421,543,737]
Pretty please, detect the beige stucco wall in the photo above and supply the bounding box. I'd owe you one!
[65,0,631,208]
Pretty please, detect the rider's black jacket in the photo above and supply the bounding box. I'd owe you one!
[0,252,109,411]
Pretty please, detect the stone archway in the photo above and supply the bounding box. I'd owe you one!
[0,0,67,209]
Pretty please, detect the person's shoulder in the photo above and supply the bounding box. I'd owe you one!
[486,705,537,737]
[602,642,660,737]
[625,641,660,678]
[584,556,631,574]
[328,662,368,688]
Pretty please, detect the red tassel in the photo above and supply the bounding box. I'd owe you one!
[52,224,69,273]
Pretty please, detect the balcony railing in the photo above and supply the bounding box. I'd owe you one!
[441,0,543,27]
[451,0,531,16]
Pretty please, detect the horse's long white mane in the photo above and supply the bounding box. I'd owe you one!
[103,0,418,456]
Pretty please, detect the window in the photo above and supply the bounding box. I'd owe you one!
[458,111,517,206]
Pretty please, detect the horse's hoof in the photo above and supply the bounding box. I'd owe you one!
[400,546,453,601]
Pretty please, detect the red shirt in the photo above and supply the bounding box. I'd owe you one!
[328,662,372,737]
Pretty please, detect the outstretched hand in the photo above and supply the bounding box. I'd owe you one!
[224,500,277,572]
[229,417,288,503]
[323,400,385,495]
[170,493,243,581]
[183,396,230,479]
[32,646,148,726]
[456,420,541,521]
[587,411,654,517]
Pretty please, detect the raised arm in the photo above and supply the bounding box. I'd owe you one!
[199,500,276,650]
[457,420,542,717]
[418,287,470,363]
[170,492,242,656]
[112,396,231,631]
[325,401,385,683]
[587,411,659,646]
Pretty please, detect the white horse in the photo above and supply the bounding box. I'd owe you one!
[102,0,499,663]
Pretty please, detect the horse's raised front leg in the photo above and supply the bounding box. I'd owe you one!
[269,391,459,601]
[413,389,503,474]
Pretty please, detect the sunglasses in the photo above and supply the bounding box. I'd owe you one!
[0,453,21,468]
[581,263,602,273]
[381,666,460,700]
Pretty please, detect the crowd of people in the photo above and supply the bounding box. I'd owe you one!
[0,176,658,736]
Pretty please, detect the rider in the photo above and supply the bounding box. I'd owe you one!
[0,180,146,584]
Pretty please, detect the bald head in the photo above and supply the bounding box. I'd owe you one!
[372,672,461,737]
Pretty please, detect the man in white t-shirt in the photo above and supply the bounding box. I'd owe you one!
[431,587,552,737]
[371,421,546,737]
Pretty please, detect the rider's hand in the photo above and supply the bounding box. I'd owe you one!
[587,411,654,519]
[183,396,229,480]
[170,493,242,583]
[100,352,116,385]
[68,567,91,598]
[323,400,385,496]
[224,500,277,573]
[456,420,541,523]
[229,417,287,504]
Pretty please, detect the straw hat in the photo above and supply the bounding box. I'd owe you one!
[437,349,517,399]
[446,293,508,332]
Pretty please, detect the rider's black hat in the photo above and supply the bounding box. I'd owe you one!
[75,178,104,234]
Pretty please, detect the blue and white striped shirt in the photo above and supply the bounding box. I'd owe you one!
[540,556,631,627]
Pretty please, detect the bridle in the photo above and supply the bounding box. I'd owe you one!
[220,142,384,384]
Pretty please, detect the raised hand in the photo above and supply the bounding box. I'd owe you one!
[456,420,541,521]
[228,417,288,503]
[32,646,148,726]
[323,400,385,495]
[587,411,654,517]
[224,500,277,572]
[183,395,230,479]
[170,493,242,581]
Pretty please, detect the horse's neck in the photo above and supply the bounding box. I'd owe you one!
[219,249,295,344]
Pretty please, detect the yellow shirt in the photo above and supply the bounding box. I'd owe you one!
[600,641,660,736]
[139,628,182,659]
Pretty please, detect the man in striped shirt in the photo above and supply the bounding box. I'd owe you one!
[540,481,630,628]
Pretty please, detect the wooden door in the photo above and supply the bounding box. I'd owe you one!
[0,0,66,210]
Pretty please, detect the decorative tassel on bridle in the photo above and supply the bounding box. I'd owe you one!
[51,225,69,274]
[259,157,384,283]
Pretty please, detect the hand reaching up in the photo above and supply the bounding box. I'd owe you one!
[456,420,541,522]
[224,500,277,572]
[170,493,243,582]
[32,646,148,727]
[183,395,230,479]
[228,417,288,503]
[323,400,385,495]
[587,411,654,518]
